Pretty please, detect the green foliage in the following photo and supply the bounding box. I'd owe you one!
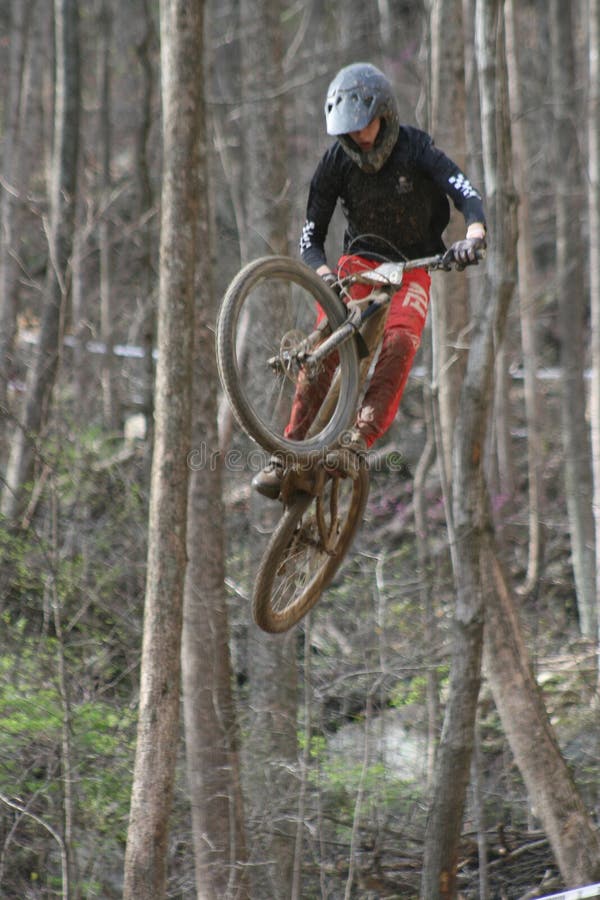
[0,523,46,606]
[322,755,418,811]
[0,622,136,831]
[389,665,449,709]
[298,727,423,838]
[0,425,148,895]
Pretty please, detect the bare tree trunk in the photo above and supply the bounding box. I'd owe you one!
[238,1,297,897]
[427,0,470,484]
[462,0,483,191]
[181,6,249,896]
[418,0,474,803]
[482,532,600,883]
[183,370,249,899]
[550,0,596,638]
[472,4,600,883]
[490,340,514,501]
[421,1,517,895]
[414,387,441,787]
[123,1,201,896]
[505,0,544,595]
[470,718,489,900]
[1,0,80,521]
[240,0,289,260]
[591,0,600,677]
[48,488,79,898]
[71,218,86,411]
[133,0,157,452]
[291,625,313,900]
[97,0,118,430]
[245,629,298,900]
[0,0,35,422]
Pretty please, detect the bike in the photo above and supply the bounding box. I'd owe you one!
[216,252,478,633]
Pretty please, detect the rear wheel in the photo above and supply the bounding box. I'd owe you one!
[252,465,370,633]
[216,256,360,460]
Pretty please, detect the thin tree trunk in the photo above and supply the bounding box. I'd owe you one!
[427,0,470,485]
[97,0,118,429]
[123,1,201,896]
[183,417,249,899]
[415,362,441,786]
[49,488,79,898]
[550,0,596,638]
[425,4,472,789]
[505,0,543,596]
[291,624,313,900]
[589,0,600,643]
[0,0,34,421]
[1,0,80,521]
[473,4,600,883]
[133,0,157,452]
[421,1,517,895]
[211,0,245,453]
[344,696,372,900]
[71,220,85,410]
[482,531,600,883]
[239,1,297,897]
[181,6,249,892]
[489,313,514,502]
[470,718,489,900]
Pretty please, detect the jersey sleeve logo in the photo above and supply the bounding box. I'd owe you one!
[300,220,316,253]
[448,173,480,199]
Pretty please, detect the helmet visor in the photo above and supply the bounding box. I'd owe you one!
[325,83,379,136]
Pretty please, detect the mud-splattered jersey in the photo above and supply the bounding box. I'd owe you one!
[299,125,486,269]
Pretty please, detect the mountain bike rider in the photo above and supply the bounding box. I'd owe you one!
[253,62,487,499]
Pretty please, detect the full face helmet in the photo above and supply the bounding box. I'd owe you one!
[324,63,400,173]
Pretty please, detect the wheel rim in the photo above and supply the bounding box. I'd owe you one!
[258,469,368,629]
[220,261,358,459]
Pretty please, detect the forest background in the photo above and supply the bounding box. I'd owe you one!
[0,0,600,899]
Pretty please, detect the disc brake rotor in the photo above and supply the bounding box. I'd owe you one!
[278,330,309,383]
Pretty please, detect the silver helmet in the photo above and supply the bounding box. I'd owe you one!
[324,63,400,173]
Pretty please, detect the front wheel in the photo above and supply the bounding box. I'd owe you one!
[216,256,360,460]
[252,465,370,633]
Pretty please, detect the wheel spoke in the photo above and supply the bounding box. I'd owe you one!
[254,468,369,630]
[217,256,359,458]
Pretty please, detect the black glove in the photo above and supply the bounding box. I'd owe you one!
[321,271,342,296]
[443,236,486,267]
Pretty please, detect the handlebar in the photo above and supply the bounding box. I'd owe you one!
[340,249,486,289]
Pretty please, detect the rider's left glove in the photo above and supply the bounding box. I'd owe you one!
[444,222,487,266]
[444,235,486,266]
[321,271,342,296]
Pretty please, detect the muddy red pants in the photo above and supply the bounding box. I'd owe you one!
[284,255,431,448]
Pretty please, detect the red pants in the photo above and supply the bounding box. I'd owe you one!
[285,255,431,448]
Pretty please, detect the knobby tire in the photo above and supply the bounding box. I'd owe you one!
[252,465,370,633]
[216,256,360,459]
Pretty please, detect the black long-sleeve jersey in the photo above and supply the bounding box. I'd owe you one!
[299,125,486,270]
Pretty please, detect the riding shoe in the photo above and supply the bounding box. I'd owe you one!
[252,432,367,499]
[252,457,284,499]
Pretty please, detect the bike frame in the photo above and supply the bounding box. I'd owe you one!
[300,253,464,441]
[306,254,456,373]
